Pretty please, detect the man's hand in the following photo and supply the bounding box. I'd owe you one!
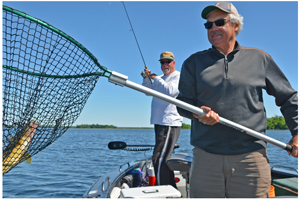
[287,135,298,158]
[144,69,157,79]
[193,106,219,125]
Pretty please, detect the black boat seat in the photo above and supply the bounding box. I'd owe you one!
[166,153,192,173]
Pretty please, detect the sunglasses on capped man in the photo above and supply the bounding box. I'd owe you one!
[204,18,230,29]
[160,60,173,65]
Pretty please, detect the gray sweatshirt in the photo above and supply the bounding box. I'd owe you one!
[177,42,298,155]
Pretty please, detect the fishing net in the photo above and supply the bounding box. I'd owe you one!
[2,5,110,174]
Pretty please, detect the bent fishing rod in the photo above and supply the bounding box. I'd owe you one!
[122,1,153,84]
[109,71,293,153]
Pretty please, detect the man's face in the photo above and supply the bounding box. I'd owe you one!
[206,9,239,49]
[160,59,175,75]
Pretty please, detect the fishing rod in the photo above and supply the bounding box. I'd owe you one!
[122,1,153,84]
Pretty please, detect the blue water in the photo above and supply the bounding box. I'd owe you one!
[2,129,298,198]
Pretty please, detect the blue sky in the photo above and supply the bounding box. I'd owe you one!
[3,1,298,127]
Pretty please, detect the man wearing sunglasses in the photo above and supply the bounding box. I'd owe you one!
[141,51,183,188]
[176,2,298,198]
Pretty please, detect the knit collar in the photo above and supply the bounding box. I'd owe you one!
[211,41,241,56]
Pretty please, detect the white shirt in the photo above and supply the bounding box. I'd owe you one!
[142,71,183,126]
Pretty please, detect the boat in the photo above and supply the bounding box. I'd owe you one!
[82,141,298,198]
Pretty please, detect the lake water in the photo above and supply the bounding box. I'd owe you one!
[2,129,298,198]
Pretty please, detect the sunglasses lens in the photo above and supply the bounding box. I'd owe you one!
[204,22,213,29]
[160,60,172,64]
[204,19,227,29]
[215,19,225,27]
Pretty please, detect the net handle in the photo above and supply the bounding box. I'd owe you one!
[108,71,293,153]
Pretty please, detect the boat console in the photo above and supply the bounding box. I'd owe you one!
[166,153,192,198]
[166,153,192,173]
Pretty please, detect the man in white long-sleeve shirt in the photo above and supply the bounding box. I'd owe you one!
[142,51,183,188]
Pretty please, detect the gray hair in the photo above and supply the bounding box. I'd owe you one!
[228,14,244,36]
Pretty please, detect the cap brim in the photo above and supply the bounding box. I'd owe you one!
[201,6,218,19]
[159,57,174,61]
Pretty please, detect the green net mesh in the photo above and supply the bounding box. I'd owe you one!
[2,5,108,174]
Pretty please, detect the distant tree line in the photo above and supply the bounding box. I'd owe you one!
[181,116,288,130]
[75,124,117,129]
[74,116,288,130]
[267,116,288,130]
[181,123,191,129]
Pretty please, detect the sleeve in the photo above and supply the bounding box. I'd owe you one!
[142,77,154,89]
[152,74,180,97]
[265,57,298,135]
[176,59,198,120]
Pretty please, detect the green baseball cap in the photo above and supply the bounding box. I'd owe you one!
[159,51,175,61]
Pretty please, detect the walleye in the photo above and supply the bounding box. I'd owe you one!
[2,120,38,175]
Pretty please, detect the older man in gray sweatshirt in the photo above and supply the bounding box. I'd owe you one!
[177,2,298,198]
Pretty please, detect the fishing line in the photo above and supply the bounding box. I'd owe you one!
[122,1,146,66]
[122,1,152,83]
[97,2,111,39]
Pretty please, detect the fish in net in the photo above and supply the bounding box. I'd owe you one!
[2,5,110,174]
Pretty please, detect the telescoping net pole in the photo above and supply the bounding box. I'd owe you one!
[2,6,111,174]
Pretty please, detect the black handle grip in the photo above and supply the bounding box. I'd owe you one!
[285,144,293,152]
[108,141,127,150]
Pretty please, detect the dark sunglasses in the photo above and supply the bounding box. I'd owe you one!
[204,19,230,29]
[160,60,173,65]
